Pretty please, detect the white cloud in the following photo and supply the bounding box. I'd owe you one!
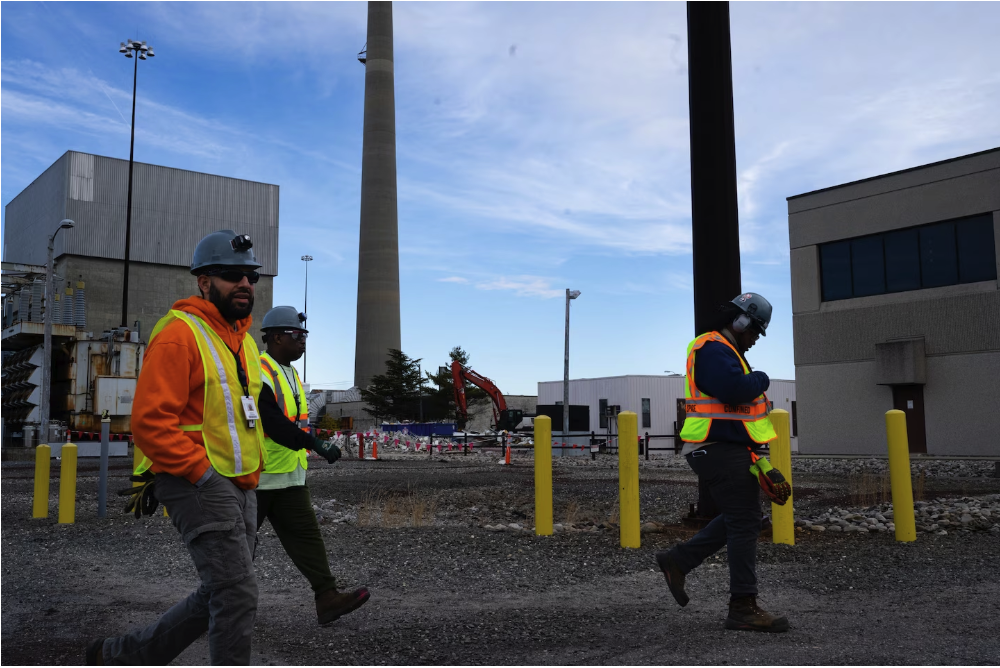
[438,276,469,284]
[474,276,563,299]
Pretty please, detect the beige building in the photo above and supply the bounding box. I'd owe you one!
[788,148,1000,455]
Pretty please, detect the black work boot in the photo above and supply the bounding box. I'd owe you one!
[655,551,689,607]
[316,587,371,625]
[85,638,105,665]
[725,595,789,633]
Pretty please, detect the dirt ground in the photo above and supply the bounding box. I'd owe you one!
[3,450,999,666]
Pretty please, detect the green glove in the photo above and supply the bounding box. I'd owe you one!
[118,472,159,518]
[313,439,342,464]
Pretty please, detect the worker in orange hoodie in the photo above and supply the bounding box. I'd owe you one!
[87,230,267,666]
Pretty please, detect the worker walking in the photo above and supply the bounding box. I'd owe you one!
[255,305,370,624]
[655,292,792,633]
[87,231,267,665]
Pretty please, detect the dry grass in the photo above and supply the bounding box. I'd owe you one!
[606,501,620,526]
[848,470,892,507]
[913,469,926,502]
[563,501,580,525]
[355,487,440,528]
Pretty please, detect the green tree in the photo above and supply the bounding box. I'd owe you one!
[423,346,489,429]
[361,349,426,423]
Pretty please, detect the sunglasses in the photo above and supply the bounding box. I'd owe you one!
[203,269,260,284]
[280,330,308,342]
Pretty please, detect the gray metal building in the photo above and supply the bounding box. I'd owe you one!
[788,148,1000,456]
[3,151,279,341]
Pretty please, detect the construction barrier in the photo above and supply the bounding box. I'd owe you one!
[618,411,640,548]
[33,444,51,518]
[769,409,794,545]
[58,443,78,524]
[66,430,133,443]
[886,410,916,542]
[534,416,553,536]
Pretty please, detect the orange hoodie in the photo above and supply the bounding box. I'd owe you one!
[132,297,262,489]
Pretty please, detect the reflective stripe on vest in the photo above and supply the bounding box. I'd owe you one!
[133,309,264,477]
[259,353,310,474]
[678,331,777,445]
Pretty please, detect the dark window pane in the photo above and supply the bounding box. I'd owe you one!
[641,398,651,428]
[851,236,885,296]
[599,399,608,429]
[820,241,852,300]
[956,215,997,283]
[884,229,921,292]
[920,223,958,288]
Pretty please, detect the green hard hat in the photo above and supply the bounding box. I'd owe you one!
[731,292,772,336]
[261,305,308,332]
[190,229,263,274]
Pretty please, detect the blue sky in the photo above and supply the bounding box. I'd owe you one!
[3,2,999,395]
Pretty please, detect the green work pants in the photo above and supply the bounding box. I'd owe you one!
[255,484,338,597]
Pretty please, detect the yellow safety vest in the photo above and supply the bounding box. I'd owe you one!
[259,352,310,474]
[135,310,265,477]
[679,331,777,445]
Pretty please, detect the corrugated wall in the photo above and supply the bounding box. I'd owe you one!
[5,151,279,275]
[2,153,69,265]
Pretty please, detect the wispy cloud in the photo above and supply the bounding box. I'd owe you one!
[438,276,468,284]
[474,275,563,299]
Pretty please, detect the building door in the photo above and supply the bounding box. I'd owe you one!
[892,385,927,454]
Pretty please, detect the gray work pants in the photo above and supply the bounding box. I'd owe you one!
[103,471,258,665]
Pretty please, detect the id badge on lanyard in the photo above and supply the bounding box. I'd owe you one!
[241,395,260,428]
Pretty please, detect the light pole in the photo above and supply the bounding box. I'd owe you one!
[301,255,313,383]
[563,288,581,435]
[118,38,154,328]
[41,219,75,444]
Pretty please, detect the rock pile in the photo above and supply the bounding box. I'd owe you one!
[795,494,1000,536]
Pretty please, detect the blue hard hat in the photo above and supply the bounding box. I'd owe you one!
[730,292,772,336]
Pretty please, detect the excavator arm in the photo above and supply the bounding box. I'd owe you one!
[452,361,521,431]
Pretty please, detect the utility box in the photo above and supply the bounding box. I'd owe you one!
[95,376,137,416]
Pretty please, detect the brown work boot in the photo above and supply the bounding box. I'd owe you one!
[316,587,371,625]
[655,551,689,607]
[725,595,789,633]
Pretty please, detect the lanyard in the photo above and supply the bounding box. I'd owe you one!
[227,343,250,396]
[278,364,301,409]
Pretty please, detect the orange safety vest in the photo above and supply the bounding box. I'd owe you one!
[679,331,776,445]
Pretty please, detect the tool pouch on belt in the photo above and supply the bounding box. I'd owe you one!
[749,454,792,505]
[118,471,159,518]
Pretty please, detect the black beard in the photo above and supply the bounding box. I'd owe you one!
[209,282,254,321]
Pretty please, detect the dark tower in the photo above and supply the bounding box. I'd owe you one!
[355,1,401,390]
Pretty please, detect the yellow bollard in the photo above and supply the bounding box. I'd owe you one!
[58,443,78,524]
[885,410,916,542]
[618,411,640,548]
[33,444,52,518]
[769,409,794,545]
[534,415,553,536]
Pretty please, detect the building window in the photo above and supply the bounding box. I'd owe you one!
[819,213,996,301]
[599,399,608,429]
[791,401,797,437]
[641,398,651,429]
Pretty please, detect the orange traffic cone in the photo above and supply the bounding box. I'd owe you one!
[372,438,379,460]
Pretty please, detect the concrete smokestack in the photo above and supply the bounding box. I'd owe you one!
[355,1,401,390]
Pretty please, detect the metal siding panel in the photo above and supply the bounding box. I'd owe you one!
[42,153,278,274]
[3,152,70,265]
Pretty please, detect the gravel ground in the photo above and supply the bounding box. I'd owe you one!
[3,449,999,665]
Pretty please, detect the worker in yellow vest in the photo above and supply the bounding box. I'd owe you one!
[88,231,266,665]
[655,293,792,633]
[255,306,370,625]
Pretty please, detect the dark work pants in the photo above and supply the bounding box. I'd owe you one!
[255,485,338,597]
[668,442,762,596]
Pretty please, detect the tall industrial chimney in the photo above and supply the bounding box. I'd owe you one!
[355,1,401,390]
